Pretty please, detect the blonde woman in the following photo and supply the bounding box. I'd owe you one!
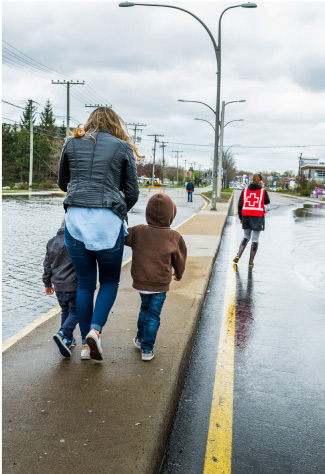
[233,173,270,268]
[58,107,140,360]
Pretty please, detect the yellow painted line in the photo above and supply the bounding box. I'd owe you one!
[233,193,237,216]
[201,199,208,211]
[203,212,237,473]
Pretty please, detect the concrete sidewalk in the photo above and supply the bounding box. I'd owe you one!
[2,196,233,474]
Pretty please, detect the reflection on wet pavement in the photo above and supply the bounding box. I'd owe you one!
[293,202,325,220]
[235,269,255,353]
[291,202,325,290]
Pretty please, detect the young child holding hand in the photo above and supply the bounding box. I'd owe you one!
[124,193,187,361]
[43,224,80,358]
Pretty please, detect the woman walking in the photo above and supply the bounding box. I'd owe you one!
[233,173,270,268]
[58,107,140,360]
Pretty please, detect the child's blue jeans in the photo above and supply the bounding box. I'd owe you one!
[56,291,78,341]
[137,292,167,352]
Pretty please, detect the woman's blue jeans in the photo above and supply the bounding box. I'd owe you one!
[137,292,167,352]
[65,226,124,344]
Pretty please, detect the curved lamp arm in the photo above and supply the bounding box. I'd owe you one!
[178,99,216,116]
[194,118,216,132]
[119,2,218,62]
[223,119,244,128]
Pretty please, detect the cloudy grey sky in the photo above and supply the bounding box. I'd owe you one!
[2,0,325,174]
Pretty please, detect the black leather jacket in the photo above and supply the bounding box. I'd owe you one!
[58,130,139,221]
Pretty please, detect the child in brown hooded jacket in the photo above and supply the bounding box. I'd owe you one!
[124,193,187,361]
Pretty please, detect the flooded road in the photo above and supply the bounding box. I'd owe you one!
[161,193,325,474]
[2,189,202,341]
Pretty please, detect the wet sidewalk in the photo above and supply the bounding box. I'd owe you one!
[2,196,232,474]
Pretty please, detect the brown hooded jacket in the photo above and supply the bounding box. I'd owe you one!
[124,193,187,292]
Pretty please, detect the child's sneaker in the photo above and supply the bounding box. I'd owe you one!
[142,350,154,361]
[133,337,142,350]
[53,331,72,358]
[70,338,77,347]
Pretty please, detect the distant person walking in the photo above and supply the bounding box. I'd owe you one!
[58,107,140,360]
[186,179,194,202]
[124,193,187,361]
[233,173,270,268]
[42,222,78,358]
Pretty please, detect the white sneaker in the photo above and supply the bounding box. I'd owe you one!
[86,329,103,361]
[142,351,154,361]
[133,337,142,350]
[80,347,91,360]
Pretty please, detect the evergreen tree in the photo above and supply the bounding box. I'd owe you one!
[20,100,37,130]
[2,123,16,183]
[15,127,30,183]
[34,134,53,183]
[39,99,56,142]
[59,121,66,138]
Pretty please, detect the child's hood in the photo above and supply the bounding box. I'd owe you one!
[146,193,177,227]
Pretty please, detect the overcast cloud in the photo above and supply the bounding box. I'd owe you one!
[2,0,325,173]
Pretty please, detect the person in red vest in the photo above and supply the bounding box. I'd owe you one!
[233,173,270,267]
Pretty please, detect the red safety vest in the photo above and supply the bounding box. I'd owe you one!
[241,187,265,216]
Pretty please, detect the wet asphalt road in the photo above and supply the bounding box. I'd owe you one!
[160,192,325,473]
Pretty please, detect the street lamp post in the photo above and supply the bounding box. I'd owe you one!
[217,102,244,198]
[119,1,257,210]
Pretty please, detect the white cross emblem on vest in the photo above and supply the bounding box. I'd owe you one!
[246,193,260,206]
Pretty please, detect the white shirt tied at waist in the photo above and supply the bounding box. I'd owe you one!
[65,207,128,251]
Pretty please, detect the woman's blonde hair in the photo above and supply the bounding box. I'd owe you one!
[71,107,143,159]
[252,173,262,185]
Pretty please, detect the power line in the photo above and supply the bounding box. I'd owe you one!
[3,40,114,114]
[2,117,17,123]
[2,100,25,110]
[3,40,64,74]
[229,144,325,149]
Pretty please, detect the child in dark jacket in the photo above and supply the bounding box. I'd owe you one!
[124,193,187,361]
[42,225,79,358]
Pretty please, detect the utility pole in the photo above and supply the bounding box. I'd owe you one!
[24,98,39,191]
[148,134,164,185]
[52,80,85,137]
[298,152,303,176]
[127,122,147,143]
[183,159,187,183]
[28,99,35,190]
[172,150,183,187]
[159,141,167,184]
[85,104,112,109]
[192,162,197,183]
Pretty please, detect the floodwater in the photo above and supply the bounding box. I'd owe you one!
[2,191,201,341]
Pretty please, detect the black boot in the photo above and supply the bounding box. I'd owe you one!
[249,242,259,267]
[233,237,249,263]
